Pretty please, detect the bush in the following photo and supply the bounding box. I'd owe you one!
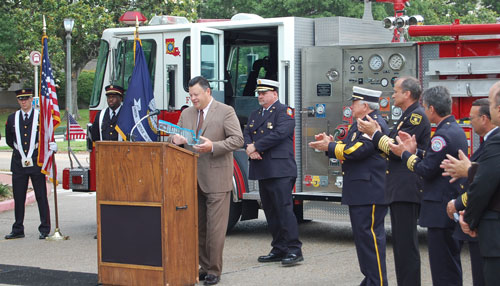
[0,183,12,199]
[78,70,95,108]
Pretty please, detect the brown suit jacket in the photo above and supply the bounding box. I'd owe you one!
[177,100,243,193]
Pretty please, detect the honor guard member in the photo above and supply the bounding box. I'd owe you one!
[90,85,124,142]
[443,98,496,286]
[389,86,467,286]
[310,86,389,285]
[244,79,303,266]
[4,89,55,240]
[358,77,430,286]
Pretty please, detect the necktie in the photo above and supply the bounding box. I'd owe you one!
[24,113,28,122]
[111,110,116,120]
[262,109,265,116]
[196,110,204,136]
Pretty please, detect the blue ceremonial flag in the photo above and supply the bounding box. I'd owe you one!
[116,38,158,141]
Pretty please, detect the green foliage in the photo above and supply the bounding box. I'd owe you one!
[78,71,95,107]
[482,0,500,15]
[0,183,12,199]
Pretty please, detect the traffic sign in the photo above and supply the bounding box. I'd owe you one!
[30,51,41,66]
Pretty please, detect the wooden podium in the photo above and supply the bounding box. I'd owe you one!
[95,141,199,286]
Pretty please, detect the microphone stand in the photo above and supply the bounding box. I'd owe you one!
[128,110,160,142]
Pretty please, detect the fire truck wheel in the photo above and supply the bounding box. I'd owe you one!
[227,192,242,233]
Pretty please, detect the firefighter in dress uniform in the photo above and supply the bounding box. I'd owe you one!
[4,89,56,240]
[309,86,389,285]
[442,98,496,286]
[90,85,124,142]
[357,77,430,286]
[244,79,303,266]
[444,81,500,286]
[389,86,467,286]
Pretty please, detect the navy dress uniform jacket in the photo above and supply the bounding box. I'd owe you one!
[402,115,468,228]
[91,107,120,141]
[6,111,43,174]
[243,101,297,180]
[328,110,389,206]
[372,101,431,203]
[464,132,500,257]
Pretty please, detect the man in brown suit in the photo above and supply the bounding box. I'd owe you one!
[171,76,243,285]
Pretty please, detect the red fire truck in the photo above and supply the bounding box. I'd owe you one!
[63,0,500,230]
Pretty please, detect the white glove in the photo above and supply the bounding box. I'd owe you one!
[49,142,58,152]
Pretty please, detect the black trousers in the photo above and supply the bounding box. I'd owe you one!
[390,202,421,286]
[12,171,50,234]
[258,176,302,256]
[483,257,500,286]
[459,240,485,286]
[349,204,388,286]
[427,227,462,286]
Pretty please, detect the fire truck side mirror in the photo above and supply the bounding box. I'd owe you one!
[86,123,93,151]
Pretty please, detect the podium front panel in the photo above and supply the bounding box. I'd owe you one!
[101,204,162,267]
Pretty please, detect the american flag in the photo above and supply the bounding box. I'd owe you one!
[37,35,61,183]
[65,113,86,140]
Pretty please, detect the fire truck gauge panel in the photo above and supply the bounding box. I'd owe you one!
[389,53,405,71]
[369,54,384,71]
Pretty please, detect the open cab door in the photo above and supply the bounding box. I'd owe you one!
[190,26,225,102]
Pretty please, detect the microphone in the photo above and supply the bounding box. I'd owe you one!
[129,110,160,142]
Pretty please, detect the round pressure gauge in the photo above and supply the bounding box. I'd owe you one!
[388,53,405,71]
[368,54,384,72]
[380,97,389,108]
[343,107,352,118]
[381,78,389,87]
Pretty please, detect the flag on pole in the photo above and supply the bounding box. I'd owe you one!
[65,113,86,140]
[116,36,158,141]
[38,35,61,183]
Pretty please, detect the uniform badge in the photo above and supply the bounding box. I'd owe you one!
[287,107,293,117]
[397,121,404,130]
[351,132,357,142]
[410,113,422,125]
[267,122,273,129]
[431,136,446,152]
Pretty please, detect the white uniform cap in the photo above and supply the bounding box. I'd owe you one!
[351,86,382,103]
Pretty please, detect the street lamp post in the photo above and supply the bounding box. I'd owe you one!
[64,18,74,116]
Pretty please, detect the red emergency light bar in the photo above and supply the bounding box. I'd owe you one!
[119,11,148,26]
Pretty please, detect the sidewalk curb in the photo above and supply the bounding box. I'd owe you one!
[0,172,53,213]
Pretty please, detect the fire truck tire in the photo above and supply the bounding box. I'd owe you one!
[227,192,242,233]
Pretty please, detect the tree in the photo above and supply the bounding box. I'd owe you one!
[0,0,200,119]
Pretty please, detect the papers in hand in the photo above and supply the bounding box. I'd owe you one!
[158,120,200,145]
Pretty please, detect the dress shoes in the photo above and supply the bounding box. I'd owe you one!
[258,252,285,262]
[281,253,304,266]
[5,232,25,240]
[204,274,220,285]
[39,233,49,239]
[199,272,207,281]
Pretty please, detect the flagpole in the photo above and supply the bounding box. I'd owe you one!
[42,15,68,241]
